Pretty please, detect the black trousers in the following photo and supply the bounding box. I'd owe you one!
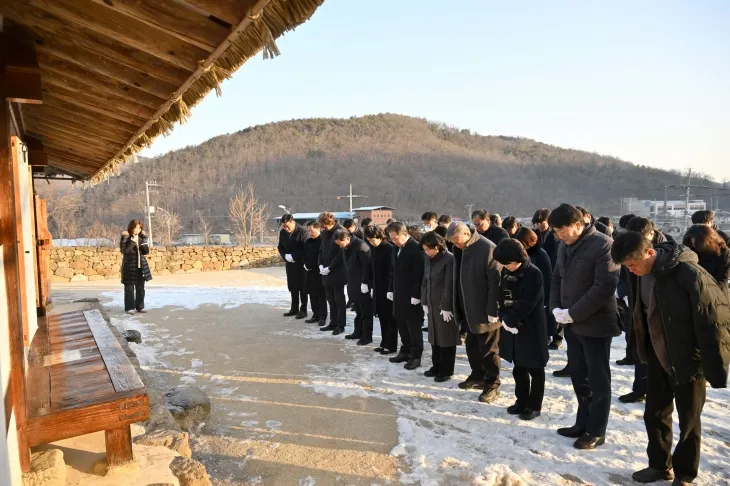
[307,272,327,320]
[376,300,398,351]
[395,304,424,359]
[124,269,146,311]
[430,344,456,377]
[289,290,308,312]
[513,366,545,411]
[465,328,501,391]
[352,295,374,339]
[633,362,648,395]
[565,327,612,437]
[645,343,706,482]
[325,284,346,330]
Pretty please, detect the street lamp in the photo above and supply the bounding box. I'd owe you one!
[278,204,291,214]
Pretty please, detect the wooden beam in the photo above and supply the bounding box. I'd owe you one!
[23,113,131,145]
[42,89,147,126]
[46,158,94,177]
[26,129,119,159]
[34,136,115,163]
[5,71,43,104]
[40,143,107,165]
[24,119,125,153]
[1,8,191,86]
[91,0,230,52]
[181,0,260,27]
[23,101,138,135]
[25,0,209,71]
[1,33,42,104]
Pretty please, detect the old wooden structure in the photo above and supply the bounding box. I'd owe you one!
[0,0,324,482]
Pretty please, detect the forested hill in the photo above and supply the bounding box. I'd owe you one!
[74,114,717,229]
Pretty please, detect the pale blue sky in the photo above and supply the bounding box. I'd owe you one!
[144,0,730,180]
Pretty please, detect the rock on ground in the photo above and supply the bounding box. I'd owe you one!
[134,429,192,458]
[122,329,142,343]
[164,386,211,430]
[169,456,212,486]
[23,449,66,486]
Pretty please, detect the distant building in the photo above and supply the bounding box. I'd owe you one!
[621,198,706,218]
[352,206,394,227]
[273,212,353,226]
[179,233,231,245]
[620,198,652,217]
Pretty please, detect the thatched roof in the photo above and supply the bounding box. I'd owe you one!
[1,0,324,184]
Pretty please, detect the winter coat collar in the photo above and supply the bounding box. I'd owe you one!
[653,241,698,277]
[465,229,481,248]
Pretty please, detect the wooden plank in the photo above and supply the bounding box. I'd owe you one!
[42,82,154,122]
[24,114,131,146]
[23,106,136,141]
[26,317,51,418]
[105,426,134,466]
[25,0,209,70]
[182,0,259,26]
[5,71,43,104]
[91,0,230,52]
[26,97,140,135]
[84,310,145,393]
[26,123,123,155]
[29,131,117,159]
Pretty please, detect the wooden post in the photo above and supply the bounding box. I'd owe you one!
[105,426,134,467]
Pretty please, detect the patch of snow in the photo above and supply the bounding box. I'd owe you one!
[191,358,203,368]
[265,420,282,431]
[298,476,316,486]
[100,286,290,311]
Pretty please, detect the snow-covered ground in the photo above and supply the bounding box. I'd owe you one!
[101,285,730,486]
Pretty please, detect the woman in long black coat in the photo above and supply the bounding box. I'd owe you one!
[494,239,549,421]
[420,232,458,382]
[364,225,397,354]
[515,228,554,338]
[683,224,730,288]
[120,219,152,314]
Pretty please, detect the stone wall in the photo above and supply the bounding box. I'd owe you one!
[50,246,283,283]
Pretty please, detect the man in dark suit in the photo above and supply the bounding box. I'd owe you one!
[334,229,374,345]
[472,209,510,246]
[387,221,426,370]
[277,214,308,319]
[317,212,348,335]
[304,221,327,326]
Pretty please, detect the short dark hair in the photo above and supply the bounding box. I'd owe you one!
[420,231,446,251]
[691,210,715,225]
[611,231,653,264]
[433,225,448,238]
[306,220,320,228]
[438,214,452,225]
[421,211,437,222]
[514,227,538,250]
[471,209,489,221]
[575,206,590,217]
[386,221,407,236]
[683,224,726,256]
[532,208,550,225]
[494,239,528,265]
[364,224,385,240]
[281,214,295,224]
[343,218,356,229]
[333,228,352,242]
[489,214,501,226]
[597,216,612,227]
[502,216,518,231]
[618,214,636,229]
[361,217,373,227]
[386,218,396,225]
[407,225,422,241]
[547,204,583,228]
[625,217,655,237]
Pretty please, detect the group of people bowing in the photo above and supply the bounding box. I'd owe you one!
[278,205,730,485]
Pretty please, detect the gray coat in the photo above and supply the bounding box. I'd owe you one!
[549,224,621,338]
[453,232,502,334]
[421,251,459,347]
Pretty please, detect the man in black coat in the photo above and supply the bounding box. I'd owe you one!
[612,233,730,485]
[448,222,503,403]
[365,225,398,353]
[334,229,374,345]
[387,221,426,370]
[277,214,308,319]
[471,209,510,246]
[533,208,559,269]
[303,221,327,326]
[549,204,620,450]
[317,212,348,335]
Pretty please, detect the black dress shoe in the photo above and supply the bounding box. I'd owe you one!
[404,359,421,370]
[319,324,336,332]
[345,333,361,340]
[519,409,541,421]
[283,310,298,317]
[374,347,384,352]
[380,348,396,355]
[619,392,646,403]
[458,377,484,390]
[548,339,563,350]
[357,338,373,346]
[478,389,499,403]
[616,356,636,366]
[573,433,605,450]
[557,425,586,438]
[318,319,327,327]
[295,311,307,319]
[507,402,525,415]
[553,365,571,378]
[632,467,674,483]
[424,369,436,377]
[332,327,345,336]
[434,375,451,383]
[389,354,409,363]
[305,316,319,323]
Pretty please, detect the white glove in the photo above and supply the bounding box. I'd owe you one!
[553,308,573,324]
[361,284,369,294]
[320,267,330,276]
[318,265,324,273]
[488,316,498,324]
[502,322,518,334]
[440,310,454,322]
[386,292,394,301]
[562,310,573,324]
[423,305,429,313]
[552,308,565,323]
[623,296,629,307]
[285,254,294,263]
[410,298,420,305]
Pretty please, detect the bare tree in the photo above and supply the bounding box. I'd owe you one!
[157,210,182,247]
[44,186,82,241]
[195,209,212,245]
[228,183,271,247]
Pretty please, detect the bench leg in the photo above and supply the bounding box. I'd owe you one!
[105,426,133,467]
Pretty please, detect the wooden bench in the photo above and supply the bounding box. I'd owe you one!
[25,309,150,467]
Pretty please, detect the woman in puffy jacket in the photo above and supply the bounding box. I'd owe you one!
[120,219,152,314]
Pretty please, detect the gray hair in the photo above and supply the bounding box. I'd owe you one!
[446,221,470,239]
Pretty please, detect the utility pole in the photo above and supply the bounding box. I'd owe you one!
[145,181,161,247]
[465,203,474,222]
[335,183,368,215]
[668,169,710,228]
[663,184,668,217]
